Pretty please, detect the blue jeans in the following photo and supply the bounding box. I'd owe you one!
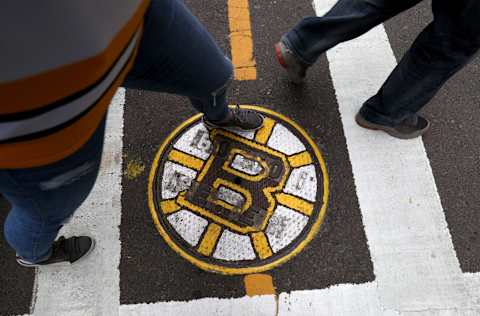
[0,119,106,262]
[1,0,232,262]
[284,0,480,125]
[123,0,233,122]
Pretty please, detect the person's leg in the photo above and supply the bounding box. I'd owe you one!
[358,0,480,138]
[281,0,422,65]
[0,118,106,265]
[124,0,263,130]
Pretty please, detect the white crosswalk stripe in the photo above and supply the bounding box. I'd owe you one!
[31,89,125,316]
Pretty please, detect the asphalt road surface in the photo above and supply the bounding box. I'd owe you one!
[1,0,479,315]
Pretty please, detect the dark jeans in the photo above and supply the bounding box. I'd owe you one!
[0,119,106,262]
[124,0,232,122]
[284,0,480,125]
[0,0,232,262]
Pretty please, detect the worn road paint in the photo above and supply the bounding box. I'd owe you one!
[125,158,145,180]
[279,282,382,315]
[117,277,480,315]
[312,0,480,314]
[31,89,125,315]
[119,295,277,316]
[244,274,276,297]
[228,0,257,80]
[148,106,329,274]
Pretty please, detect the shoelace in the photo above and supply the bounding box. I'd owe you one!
[231,104,254,124]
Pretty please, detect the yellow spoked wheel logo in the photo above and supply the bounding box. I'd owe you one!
[148,106,329,274]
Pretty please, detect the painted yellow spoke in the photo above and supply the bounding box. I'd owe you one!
[251,232,273,259]
[168,149,204,171]
[197,223,222,256]
[160,199,181,214]
[275,193,313,216]
[288,151,313,168]
[254,117,275,144]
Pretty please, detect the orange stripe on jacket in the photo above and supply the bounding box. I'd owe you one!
[0,0,149,114]
[0,29,141,169]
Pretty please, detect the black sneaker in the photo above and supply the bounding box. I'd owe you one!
[16,236,95,268]
[355,111,430,139]
[203,105,264,132]
[274,40,309,84]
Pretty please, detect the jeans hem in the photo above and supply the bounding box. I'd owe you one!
[360,104,414,127]
[282,33,316,66]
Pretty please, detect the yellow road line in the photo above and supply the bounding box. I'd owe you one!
[251,232,273,259]
[197,223,222,256]
[275,193,314,216]
[288,151,313,168]
[244,274,276,296]
[168,149,204,171]
[228,0,256,80]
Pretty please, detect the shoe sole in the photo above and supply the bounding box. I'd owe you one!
[17,238,96,268]
[202,114,265,133]
[274,43,288,68]
[274,42,305,84]
[355,113,430,140]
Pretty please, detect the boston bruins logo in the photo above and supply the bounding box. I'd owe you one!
[148,106,329,274]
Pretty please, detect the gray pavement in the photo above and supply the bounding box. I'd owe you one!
[1,0,479,314]
[385,0,480,273]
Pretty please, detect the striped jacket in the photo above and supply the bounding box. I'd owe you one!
[0,0,149,168]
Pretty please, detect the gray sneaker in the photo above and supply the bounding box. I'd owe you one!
[274,40,309,84]
[355,111,430,139]
[16,236,95,268]
[203,105,264,132]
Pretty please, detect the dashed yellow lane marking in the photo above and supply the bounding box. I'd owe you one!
[160,200,181,214]
[244,274,276,296]
[254,117,275,144]
[288,151,313,168]
[251,232,273,259]
[228,0,257,80]
[275,193,314,216]
[168,149,204,171]
[197,223,222,256]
